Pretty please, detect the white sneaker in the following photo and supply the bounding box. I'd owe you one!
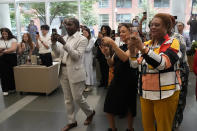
[3,92,8,96]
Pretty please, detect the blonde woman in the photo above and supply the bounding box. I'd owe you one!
[17,33,34,65]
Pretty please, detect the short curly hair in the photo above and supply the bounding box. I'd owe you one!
[154,13,173,35]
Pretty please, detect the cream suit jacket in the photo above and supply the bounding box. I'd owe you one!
[52,31,88,84]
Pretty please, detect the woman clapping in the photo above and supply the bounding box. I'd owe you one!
[129,13,181,131]
[17,33,34,65]
[100,23,138,131]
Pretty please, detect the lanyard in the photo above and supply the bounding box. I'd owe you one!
[4,40,8,49]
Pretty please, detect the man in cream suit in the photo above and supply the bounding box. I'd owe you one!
[51,18,95,131]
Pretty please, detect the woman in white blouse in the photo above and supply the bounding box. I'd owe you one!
[0,28,18,96]
[36,25,52,67]
[82,27,95,92]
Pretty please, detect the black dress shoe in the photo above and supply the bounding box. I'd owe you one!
[61,122,77,131]
[98,84,104,87]
[108,128,117,131]
[84,110,95,125]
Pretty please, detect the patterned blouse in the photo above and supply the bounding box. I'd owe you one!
[17,43,31,65]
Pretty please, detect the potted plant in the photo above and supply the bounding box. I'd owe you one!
[187,41,197,71]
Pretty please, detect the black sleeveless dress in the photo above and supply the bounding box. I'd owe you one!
[104,44,138,116]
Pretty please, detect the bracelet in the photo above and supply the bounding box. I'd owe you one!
[105,55,111,59]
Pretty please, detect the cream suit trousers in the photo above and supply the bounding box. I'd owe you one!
[60,66,93,123]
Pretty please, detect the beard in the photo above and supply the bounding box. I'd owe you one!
[67,30,76,36]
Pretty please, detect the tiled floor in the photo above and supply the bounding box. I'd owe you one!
[0,72,197,131]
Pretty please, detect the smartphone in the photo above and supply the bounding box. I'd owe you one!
[192,1,197,15]
[111,30,115,40]
[143,12,147,15]
[36,32,39,35]
[174,16,177,20]
[0,48,5,53]
[52,28,57,35]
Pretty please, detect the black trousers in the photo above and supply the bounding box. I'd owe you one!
[39,53,53,67]
[0,53,17,92]
[172,63,189,130]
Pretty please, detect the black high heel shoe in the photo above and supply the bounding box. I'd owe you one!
[126,128,134,131]
[108,128,117,131]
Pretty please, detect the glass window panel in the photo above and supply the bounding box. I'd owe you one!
[138,0,147,7]
[99,0,109,8]
[192,1,197,14]
[154,0,169,7]
[138,0,143,7]
[99,14,109,27]
[9,3,16,35]
[19,2,45,36]
[116,0,131,8]
[116,14,131,23]
[0,0,192,40]
[50,1,78,34]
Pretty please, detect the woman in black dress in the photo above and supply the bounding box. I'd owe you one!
[100,23,138,131]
